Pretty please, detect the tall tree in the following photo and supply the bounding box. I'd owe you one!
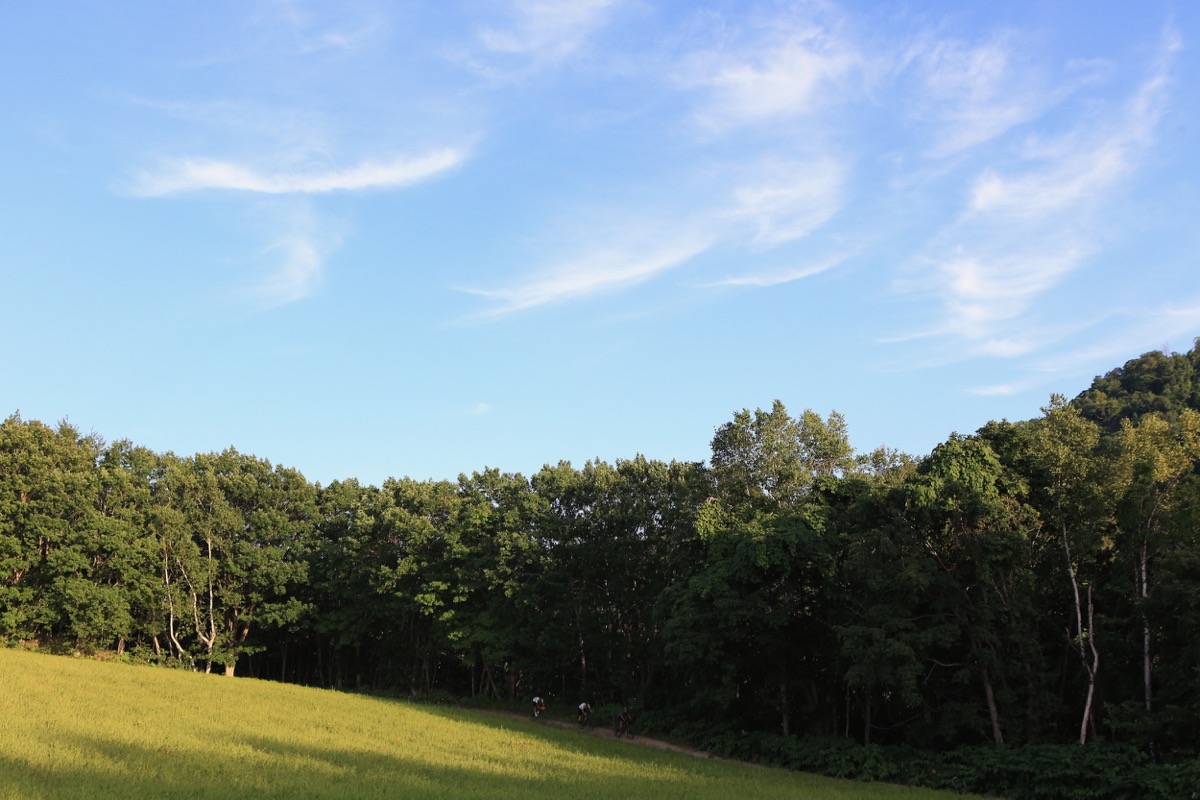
[710,401,853,511]
[451,468,543,700]
[662,403,845,735]
[1025,398,1110,743]
[0,415,102,644]
[1110,409,1200,721]
[158,450,315,675]
[85,440,162,655]
[904,435,1040,745]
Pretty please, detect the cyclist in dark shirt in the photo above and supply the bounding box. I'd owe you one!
[615,706,634,736]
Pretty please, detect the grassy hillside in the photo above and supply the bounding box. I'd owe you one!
[0,648,980,799]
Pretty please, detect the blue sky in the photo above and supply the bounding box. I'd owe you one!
[3,1,1199,487]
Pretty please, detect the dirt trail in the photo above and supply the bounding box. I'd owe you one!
[489,709,712,759]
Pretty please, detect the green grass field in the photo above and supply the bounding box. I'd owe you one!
[0,648,980,799]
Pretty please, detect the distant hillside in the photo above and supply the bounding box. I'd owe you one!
[1073,339,1200,430]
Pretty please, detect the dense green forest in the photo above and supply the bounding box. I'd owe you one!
[4,342,1200,767]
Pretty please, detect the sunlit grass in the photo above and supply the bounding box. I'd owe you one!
[0,648,977,799]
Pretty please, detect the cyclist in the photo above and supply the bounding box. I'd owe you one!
[615,706,634,737]
[532,696,546,718]
[577,701,592,726]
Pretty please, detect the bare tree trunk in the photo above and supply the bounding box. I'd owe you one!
[779,678,791,736]
[163,549,189,665]
[1140,541,1152,714]
[843,685,851,739]
[1079,586,1100,744]
[862,691,871,746]
[480,650,501,700]
[1065,528,1099,744]
[982,667,1003,744]
[572,594,588,698]
[578,632,587,695]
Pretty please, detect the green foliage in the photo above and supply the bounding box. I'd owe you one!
[5,339,1200,796]
[710,400,853,511]
[698,729,1200,800]
[1074,342,1200,432]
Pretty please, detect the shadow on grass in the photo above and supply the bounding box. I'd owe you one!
[0,725,717,800]
[0,712,927,800]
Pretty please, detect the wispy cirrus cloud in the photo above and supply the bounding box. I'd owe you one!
[239,204,343,308]
[906,31,1062,158]
[683,17,859,129]
[703,254,845,288]
[968,38,1174,220]
[458,0,620,81]
[728,157,846,247]
[130,149,465,196]
[905,28,1178,356]
[1036,297,1200,375]
[262,3,386,56]
[246,233,325,307]
[478,0,618,59]
[967,381,1033,397]
[132,147,464,308]
[459,234,714,318]
[932,242,1092,333]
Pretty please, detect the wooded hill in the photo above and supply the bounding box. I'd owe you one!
[4,341,1200,762]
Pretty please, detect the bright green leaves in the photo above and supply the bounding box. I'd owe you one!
[711,400,853,512]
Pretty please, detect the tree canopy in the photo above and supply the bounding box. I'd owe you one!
[5,338,1200,764]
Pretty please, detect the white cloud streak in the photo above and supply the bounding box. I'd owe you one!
[131,149,465,196]
[249,235,324,307]
[909,32,1058,158]
[478,0,617,59]
[460,236,714,318]
[685,20,858,129]
[703,255,844,288]
[461,0,619,80]
[967,381,1031,397]
[240,205,343,309]
[254,0,386,55]
[907,30,1178,355]
[968,53,1171,219]
[729,157,846,247]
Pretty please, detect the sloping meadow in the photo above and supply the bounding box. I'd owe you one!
[0,648,974,799]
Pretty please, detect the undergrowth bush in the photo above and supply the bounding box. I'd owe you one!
[683,729,1198,800]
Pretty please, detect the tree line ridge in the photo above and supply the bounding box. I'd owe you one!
[4,340,1200,795]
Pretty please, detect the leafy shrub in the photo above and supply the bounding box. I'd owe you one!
[1140,759,1200,800]
[667,727,1200,800]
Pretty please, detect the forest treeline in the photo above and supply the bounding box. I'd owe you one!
[3,342,1200,761]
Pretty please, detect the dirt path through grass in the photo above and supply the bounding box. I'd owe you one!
[488,709,715,760]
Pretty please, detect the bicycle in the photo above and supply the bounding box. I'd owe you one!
[614,715,635,740]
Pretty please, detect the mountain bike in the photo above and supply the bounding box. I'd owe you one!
[614,716,635,739]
